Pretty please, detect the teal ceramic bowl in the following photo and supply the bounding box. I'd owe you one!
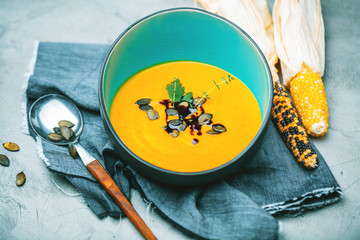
[99,8,273,185]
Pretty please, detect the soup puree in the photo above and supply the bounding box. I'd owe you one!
[110,61,261,172]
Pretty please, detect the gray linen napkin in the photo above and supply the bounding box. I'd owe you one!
[26,42,342,240]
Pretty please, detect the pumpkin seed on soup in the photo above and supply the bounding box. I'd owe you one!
[58,120,75,128]
[139,104,153,111]
[135,98,151,105]
[198,113,212,125]
[147,109,159,120]
[179,121,187,131]
[177,101,189,108]
[212,124,227,133]
[206,129,221,135]
[170,129,179,138]
[0,154,10,167]
[3,142,20,152]
[168,119,182,128]
[193,97,206,107]
[165,108,178,116]
[16,171,26,187]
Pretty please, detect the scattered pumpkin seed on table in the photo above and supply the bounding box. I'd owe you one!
[3,142,20,152]
[68,143,77,159]
[16,171,26,187]
[0,154,10,167]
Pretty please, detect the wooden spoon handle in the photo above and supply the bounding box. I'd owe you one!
[87,160,157,240]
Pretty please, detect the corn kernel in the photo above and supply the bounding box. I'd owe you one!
[290,67,329,137]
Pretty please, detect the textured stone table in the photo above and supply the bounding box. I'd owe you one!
[0,0,359,239]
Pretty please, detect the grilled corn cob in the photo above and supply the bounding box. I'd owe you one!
[272,79,318,168]
[290,67,328,136]
[273,0,328,137]
[196,0,318,168]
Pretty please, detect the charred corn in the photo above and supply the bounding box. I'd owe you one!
[272,80,318,169]
[290,67,328,137]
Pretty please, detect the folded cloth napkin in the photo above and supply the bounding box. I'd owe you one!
[26,42,342,239]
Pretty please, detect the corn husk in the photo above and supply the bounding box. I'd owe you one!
[196,0,321,166]
[273,0,325,87]
[195,0,279,81]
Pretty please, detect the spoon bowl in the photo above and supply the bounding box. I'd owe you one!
[29,94,83,145]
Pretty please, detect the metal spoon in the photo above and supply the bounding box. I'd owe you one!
[29,94,156,240]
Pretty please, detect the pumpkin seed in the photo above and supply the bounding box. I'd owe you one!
[192,139,199,145]
[206,129,221,135]
[169,129,179,138]
[168,119,182,129]
[198,113,212,125]
[139,104,153,111]
[179,121,187,131]
[69,128,74,138]
[193,97,206,107]
[3,142,20,152]
[58,120,75,128]
[147,109,159,120]
[53,127,61,134]
[60,126,72,140]
[0,154,10,167]
[47,133,63,141]
[177,101,189,108]
[212,124,227,133]
[135,98,151,105]
[165,108,178,116]
[16,171,26,187]
[68,144,77,159]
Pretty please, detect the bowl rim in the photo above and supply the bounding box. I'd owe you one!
[99,7,273,177]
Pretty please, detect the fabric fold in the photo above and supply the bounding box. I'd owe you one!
[25,42,342,239]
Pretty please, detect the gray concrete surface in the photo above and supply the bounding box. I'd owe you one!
[0,0,359,239]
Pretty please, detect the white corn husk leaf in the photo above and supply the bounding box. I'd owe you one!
[196,0,279,81]
[273,0,325,87]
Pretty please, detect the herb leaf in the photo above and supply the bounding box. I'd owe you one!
[213,80,220,89]
[182,92,193,103]
[166,78,185,103]
[202,91,211,99]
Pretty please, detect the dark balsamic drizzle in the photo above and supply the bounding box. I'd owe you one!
[160,98,213,142]
[160,99,171,121]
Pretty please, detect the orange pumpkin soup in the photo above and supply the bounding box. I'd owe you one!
[110,61,261,172]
